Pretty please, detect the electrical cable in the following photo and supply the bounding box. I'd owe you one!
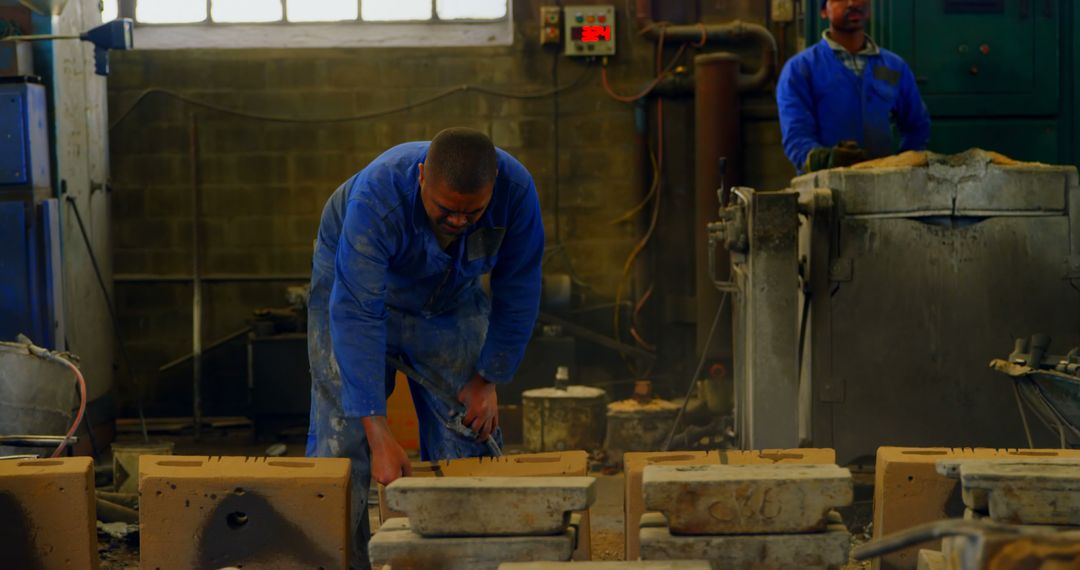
[109,65,595,131]
[612,145,660,369]
[1012,381,1035,448]
[66,197,150,442]
[629,284,655,351]
[548,42,590,289]
[662,291,729,451]
[600,42,688,103]
[609,25,703,369]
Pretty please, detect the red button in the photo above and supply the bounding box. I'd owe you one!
[980,44,990,55]
[599,15,607,23]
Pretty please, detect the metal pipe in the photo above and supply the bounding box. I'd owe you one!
[158,327,253,373]
[634,0,777,92]
[694,53,740,361]
[190,114,202,440]
[537,312,657,362]
[0,435,79,447]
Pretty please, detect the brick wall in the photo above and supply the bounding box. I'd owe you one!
[107,0,793,415]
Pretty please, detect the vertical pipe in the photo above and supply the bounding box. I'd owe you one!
[694,53,741,361]
[190,114,202,440]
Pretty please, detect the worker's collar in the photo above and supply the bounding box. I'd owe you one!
[411,184,427,235]
[823,30,880,56]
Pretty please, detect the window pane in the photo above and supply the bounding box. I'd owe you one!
[287,0,358,22]
[212,0,283,22]
[136,0,207,23]
[361,0,431,21]
[101,0,118,22]
[436,0,505,20]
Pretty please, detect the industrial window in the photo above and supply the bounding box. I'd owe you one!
[102,0,507,24]
[99,0,511,49]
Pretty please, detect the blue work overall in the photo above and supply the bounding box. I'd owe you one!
[305,142,544,567]
[777,38,931,173]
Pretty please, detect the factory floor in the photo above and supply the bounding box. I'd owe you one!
[95,429,874,568]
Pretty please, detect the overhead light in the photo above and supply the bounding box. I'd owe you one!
[1,19,134,76]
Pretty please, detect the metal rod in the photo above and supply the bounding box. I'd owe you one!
[65,197,149,442]
[190,114,203,440]
[537,312,656,362]
[0,436,79,447]
[114,273,310,283]
[0,34,81,42]
[158,327,253,372]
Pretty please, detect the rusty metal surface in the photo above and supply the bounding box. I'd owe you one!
[791,155,1080,463]
[694,53,741,363]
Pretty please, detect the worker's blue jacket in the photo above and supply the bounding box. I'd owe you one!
[776,38,931,172]
[313,142,544,418]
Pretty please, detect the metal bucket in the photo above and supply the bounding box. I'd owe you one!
[604,397,680,462]
[522,385,607,452]
[0,342,76,457]
[112,441,176,493]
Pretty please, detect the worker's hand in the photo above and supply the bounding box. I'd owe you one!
[805,147,833,173]
[458,372,498,442]
[830,140,866,168]
[804,141,867,172]
[361,416,412,485]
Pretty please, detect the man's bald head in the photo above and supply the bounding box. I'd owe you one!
[424,127,498,194]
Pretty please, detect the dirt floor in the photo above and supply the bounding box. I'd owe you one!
[96,430,877,567]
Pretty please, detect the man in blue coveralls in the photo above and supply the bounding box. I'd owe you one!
[776,0,931,174]
[306,127,544,566]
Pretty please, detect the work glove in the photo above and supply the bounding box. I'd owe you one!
[804,141,867,173]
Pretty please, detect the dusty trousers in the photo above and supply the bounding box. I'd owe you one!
[305,251,503,568]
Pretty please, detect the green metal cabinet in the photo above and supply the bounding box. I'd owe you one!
[877,0,1059,117]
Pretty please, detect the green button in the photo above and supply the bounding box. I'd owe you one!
[576,15,584,23]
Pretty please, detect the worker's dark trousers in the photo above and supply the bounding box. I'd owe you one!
[305,252,501,569]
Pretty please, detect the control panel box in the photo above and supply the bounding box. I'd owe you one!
[540,5,561,45]
[563,5,615,57]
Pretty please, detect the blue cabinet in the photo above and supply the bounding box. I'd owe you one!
[0,80,50,190]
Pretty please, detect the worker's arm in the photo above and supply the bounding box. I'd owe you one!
[475,179,545,384]
[459,180,543,442]
[776,58,825,173]
[894,63,931,152]
[329,188,410,484]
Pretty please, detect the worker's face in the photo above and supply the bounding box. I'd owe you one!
[418,163,494,236]
[822,0,869,32]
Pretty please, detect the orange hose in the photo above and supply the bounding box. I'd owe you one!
[50,358,87,458]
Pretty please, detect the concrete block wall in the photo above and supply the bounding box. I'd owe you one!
[106,0,793,414]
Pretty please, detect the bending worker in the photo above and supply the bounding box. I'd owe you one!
[306,127,544,565]
[777,0,931,173]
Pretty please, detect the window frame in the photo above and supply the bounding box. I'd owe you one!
[115,0,512,49]
[117,0,510,26]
